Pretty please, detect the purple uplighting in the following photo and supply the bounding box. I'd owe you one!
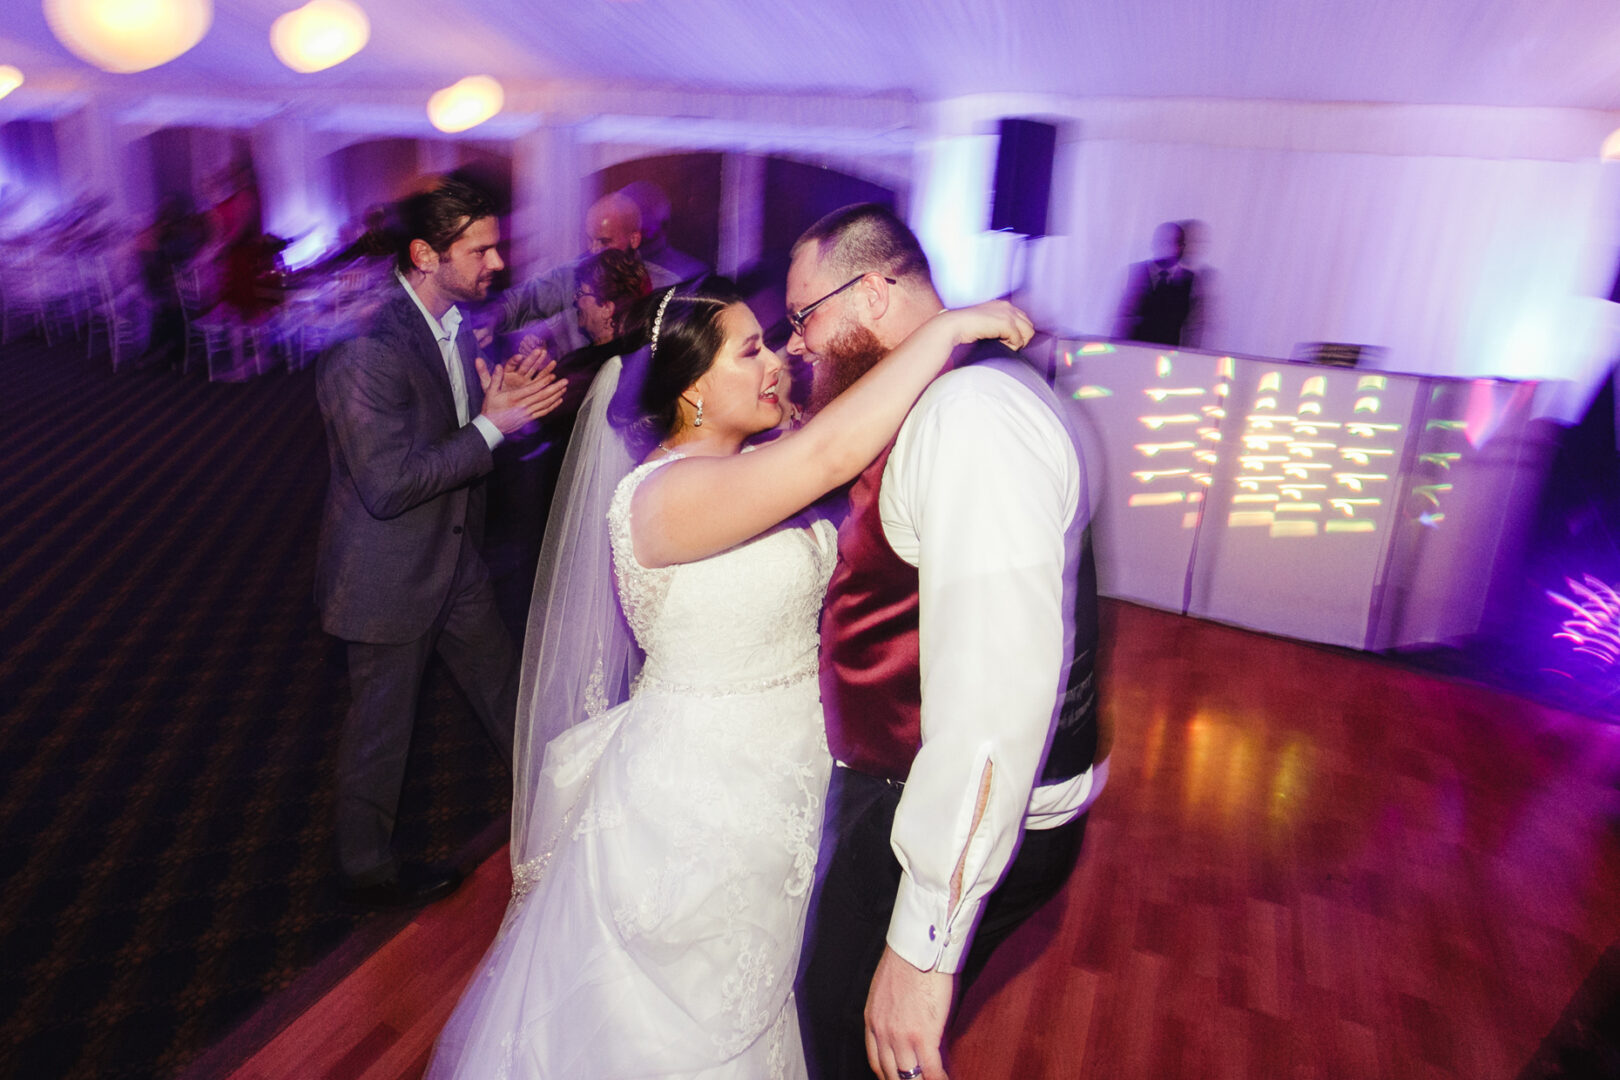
[7,4,1620,1079]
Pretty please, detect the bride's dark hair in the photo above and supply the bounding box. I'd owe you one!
[610,277,744,454]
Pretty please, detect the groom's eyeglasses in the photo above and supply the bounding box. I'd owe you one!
[787,273,897,337]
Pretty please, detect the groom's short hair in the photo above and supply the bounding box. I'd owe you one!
[791,203,932,288]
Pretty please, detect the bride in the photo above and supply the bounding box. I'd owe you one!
[426,279,1032,1079]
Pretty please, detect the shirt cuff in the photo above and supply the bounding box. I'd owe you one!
[471,414,504,450]
[885,872,981,975]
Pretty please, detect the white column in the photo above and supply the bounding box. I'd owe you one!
[251,116,326,266]
[511,121,585,278]
[54,100,123,214]
[717,151,765,277]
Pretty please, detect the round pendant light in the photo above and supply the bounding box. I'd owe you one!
[1603,128,1620,162]
[427,76,504,134]
[270,0,369,74]
[43,0,212,74]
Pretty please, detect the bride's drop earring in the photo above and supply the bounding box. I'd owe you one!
[693,398,704,427]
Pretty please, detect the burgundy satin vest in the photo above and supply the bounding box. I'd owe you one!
[818,440,921,782]
[819,345,1101,787]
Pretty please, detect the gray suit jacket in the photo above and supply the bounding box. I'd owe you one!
[315,279,495,644]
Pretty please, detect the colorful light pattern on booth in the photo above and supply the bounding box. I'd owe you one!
[1062,340,1510,600]
[1094,353,1408,540]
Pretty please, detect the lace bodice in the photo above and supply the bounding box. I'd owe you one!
[608,456,837,695]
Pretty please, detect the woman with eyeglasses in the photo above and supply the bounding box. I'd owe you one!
[531,247,655,425]
[426,277,1031,1080]
[490,249,656,586]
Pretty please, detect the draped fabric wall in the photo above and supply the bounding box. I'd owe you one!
[1046,142,1619,408]
[916,98,1620,418]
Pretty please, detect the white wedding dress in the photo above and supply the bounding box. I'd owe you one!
[427,455,837,1080]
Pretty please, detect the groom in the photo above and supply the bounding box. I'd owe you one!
[790,205,1106,1080]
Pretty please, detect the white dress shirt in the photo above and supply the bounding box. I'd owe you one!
[396,269,503,451]
[877,364,1108,974]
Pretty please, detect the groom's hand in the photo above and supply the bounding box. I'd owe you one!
[864,945,953,1080]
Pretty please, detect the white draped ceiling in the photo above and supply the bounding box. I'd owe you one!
[4,0,1620,109]
[3,2,1620,404]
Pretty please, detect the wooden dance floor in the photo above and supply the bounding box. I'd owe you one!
[225,601,1620,1079]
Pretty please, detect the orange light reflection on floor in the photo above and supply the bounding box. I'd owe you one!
[1138,710,1169,783]
[1180,713,1315,832]
[1183,714,1215,815]
[1269,737,1310,828]
[1221,726,1257,828]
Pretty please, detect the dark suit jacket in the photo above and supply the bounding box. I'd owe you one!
[315,279,495,644]
[1114,259,1204,347]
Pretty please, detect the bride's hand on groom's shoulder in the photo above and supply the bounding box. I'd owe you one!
[939,300,1035,352]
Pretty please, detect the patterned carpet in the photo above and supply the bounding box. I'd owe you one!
[0,336,513,1080]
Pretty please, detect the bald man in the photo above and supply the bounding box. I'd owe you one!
[582,191,643,256]
[495,192,683,354]
[620,180,710,284]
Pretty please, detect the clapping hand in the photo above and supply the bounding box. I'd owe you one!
[476,353,566,435]
[503,339,555,388]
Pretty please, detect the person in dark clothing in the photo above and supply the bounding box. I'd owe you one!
[485,248,654,631]
[314,177,565,909]
[1114,220,1209,348]
[137,194,208,369]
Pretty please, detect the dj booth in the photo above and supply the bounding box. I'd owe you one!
[1042,339,1542,651]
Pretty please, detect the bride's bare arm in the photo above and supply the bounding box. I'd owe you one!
[630,301,1034,568]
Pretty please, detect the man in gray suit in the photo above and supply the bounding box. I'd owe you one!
[316,177,566,909]
[492,189,685,355]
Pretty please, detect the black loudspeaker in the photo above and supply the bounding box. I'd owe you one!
[990,118,1058,237]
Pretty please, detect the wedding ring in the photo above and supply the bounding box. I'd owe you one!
[898,1068,924,1079]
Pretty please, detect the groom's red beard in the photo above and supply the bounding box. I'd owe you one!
[806,322,888,416]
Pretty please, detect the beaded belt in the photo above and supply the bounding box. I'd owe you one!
[634,658,818,699]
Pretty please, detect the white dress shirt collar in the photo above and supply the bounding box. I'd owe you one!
[392,268,498,448]
[395,268,463,345]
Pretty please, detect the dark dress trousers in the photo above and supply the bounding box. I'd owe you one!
[315,280,517,884]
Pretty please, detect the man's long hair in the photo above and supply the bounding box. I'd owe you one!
[393,176,498,274]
